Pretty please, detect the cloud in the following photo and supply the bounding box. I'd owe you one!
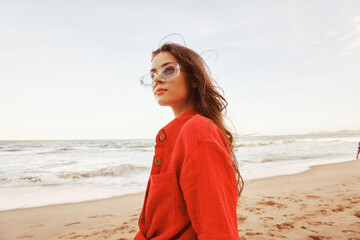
[353,15,360,24]
[339,15,360,57]
[326,30,338,38]
[341,36,360,57]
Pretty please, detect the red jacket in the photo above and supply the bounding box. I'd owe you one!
[134,108,240,240]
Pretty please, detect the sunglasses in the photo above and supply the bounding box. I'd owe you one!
[140,62,180,87]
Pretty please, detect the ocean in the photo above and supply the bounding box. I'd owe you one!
[1,130,359,211]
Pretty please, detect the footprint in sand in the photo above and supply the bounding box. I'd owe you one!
[291,216,306,221]
[351,195,360,203]
[58,232,76,239]
[113,225,127,231]
[353,211,360,218]
[308,235,332,240]
[237,214,247,223]
[342,229,358,234]
[65,222,80,226]
[69,234,90,239]
[258,200,287,209]
[260,216,274,221]
[307,221,334,226]
[109,220,138,235]
[315,209,328,215]
[255,211,265,215]
[88,214,114,219]
[276,221,295,230]
[245,207,262,212]
[306,195,321,199]
[349,222,360,232]
[263,196,275,199]
[244,232,263,237]
[331,205,345,212]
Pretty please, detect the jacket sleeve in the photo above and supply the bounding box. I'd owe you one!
[179,141,240,240]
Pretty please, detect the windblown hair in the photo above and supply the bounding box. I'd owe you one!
[152,43,244,198]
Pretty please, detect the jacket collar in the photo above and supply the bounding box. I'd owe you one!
[155,108,198,144]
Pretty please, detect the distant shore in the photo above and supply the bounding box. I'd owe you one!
[1,160,359,239]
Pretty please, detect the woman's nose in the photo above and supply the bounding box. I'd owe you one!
[153,75,164,85]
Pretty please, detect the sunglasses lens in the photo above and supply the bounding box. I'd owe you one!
[140,74,153,87]
[160,65,177,81]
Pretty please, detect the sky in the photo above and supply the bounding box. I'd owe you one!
[0,0,359,140]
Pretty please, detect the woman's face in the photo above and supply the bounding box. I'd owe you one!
[151,51,194,116]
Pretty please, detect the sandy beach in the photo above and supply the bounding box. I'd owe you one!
[0,160,359,240]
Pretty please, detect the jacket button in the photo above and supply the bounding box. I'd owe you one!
[158,132,166,141]
[154,158,162,166]
[141,218,145,224]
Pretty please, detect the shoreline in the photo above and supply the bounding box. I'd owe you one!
[0,157,355,212]
[0,160,359,239]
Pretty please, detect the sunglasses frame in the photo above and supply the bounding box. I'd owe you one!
[140,62,181,87]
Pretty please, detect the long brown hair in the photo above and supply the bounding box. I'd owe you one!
[152,43,244,198]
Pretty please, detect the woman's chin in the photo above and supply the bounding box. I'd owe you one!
[155,97,170,106]
[157,101,170,106]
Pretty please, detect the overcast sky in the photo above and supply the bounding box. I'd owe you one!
[1,0,359,140]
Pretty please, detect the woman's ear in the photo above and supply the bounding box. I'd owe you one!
[192,82,198,88]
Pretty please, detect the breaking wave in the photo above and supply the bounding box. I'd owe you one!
[58,164,149,180]
[1,164,150,187]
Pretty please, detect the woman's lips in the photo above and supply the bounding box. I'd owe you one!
[155,89,167,95]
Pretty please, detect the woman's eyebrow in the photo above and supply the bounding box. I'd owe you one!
[150,62,173,72]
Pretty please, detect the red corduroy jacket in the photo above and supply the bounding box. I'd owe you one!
[134,108,240,240]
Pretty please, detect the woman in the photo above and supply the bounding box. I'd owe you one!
[134,43,243,240]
